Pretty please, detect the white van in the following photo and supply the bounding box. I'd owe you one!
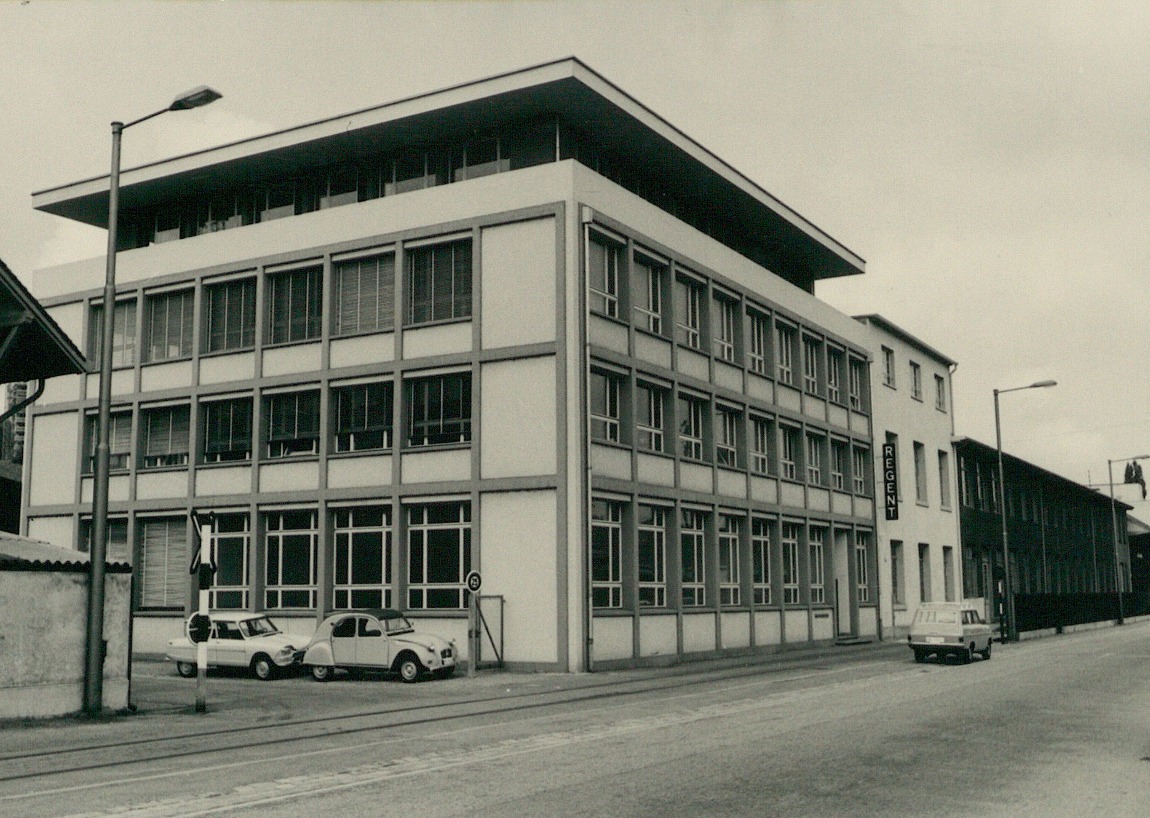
[907,601,993,664]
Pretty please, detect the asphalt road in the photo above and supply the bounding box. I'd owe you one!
[3,623,1149,817]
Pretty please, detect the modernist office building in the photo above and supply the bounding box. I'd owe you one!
[954,437,1131,607]
[24,59,878,670]
[853,315,960,636]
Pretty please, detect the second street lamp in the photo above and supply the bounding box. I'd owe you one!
[993,379,1056,643]
[84,85,222,717]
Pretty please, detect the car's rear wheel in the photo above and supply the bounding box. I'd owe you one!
[176,661,197,678]
[912,649,926,663]
[311,664,335,682]
[396,654,423,683]
[251,654,276,681]
[980,642,992,660]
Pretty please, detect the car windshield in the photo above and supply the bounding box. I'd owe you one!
[384,616,414,635]
[241,616,280,637]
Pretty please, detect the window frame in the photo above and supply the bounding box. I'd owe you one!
[140,403,191,469]
[711,294,737,363]
[406,371,472,448]
[809,527,826,604]
[591,499,623,609]
[678,393,705,461]
[680,509,707,607]
[636,380,665,453]
[637,504,667,607]
[266,265,323,345]
[265,390,321,458]
[332,505,392,610]
[332,380,394,453]
[407,238,473,326]
[718,514,741,607]
[587,232,621,319]
[674,274,704,350]
[202,397,253,463]
[632,251,664,335]
[202,276,256,353]
[752,517,772,605]
[143,288,194,363]
[406,501,471,610]
[333,252,396,337]
[264,509,319,609]
[590,369,622,444]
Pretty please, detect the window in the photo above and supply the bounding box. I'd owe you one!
[938,450,952,509]
[203,277,256,352]
[751,415,773,475]
[266,390,321,458]
[852,446,870,495]
[775,322,795,385]
[802,336,821,393]
[678,394,704,461]
[780,425,800,481]
[831,439,848,491]
[144,289,193,362]
[636,381,665,453]
[80,517,130,564]
[752,517,772,605]
[210,513,250,609]
[935,374,947,412]
[675,275,703,349]
[407,501,471,609]
[848,357,866,410]
[89,299,137,367]
[891,540,904,605]
[914,442,928,504]
[267,266,322,344]
[85,410,132,473]
[202,398,252,463]
[806,433,824,485]
[715,406,739,468]
[747,309,770,376]
[680,509,706,607]
[264,510,318,609]
[590,369,621,443]
[718,515,740,606]
[855,532,870,603]
[140,404,190,468]
[408,239,472,324]
[138,518,186,609]
[320,163,360,208]
[910,361,922,400]
[333,506,391,609]
[918,543,931,602]
[637,505,667,607]
[632,253,664,334]
[587,233,620,319]
[407,372,471,447]
[809,527,826,604]
[782,523,800,604]
[826,347,844,404]
[882,347,896,387]
[333,381,393,452]
[712,296,737,362]
[334,254,395,335]
[591,499,623,608]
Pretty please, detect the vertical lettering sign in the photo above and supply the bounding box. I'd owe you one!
[883,442,899,521]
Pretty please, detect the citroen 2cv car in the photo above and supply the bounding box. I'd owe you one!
[165,612,309,680]
[302,608,456,682]
[908,601,993,664]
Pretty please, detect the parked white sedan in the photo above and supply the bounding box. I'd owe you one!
[165,612,309,680]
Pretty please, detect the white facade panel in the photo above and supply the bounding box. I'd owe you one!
[401,448,470,483]
[195,467,252,496]
[27,412,78,506]
[591,616,633,661]
[682,612,716,653]
[140,361,193,393]
[638,614,677,658]
[480,217,557,349]
[480,357,557,479]
[136,471,188,500]
[200,352,255,385]
[26,516,74,549]
[259,461,320,493]
[327,455,393,489]
[263,343,321,378]
[329,333,395,369]
[402,322,472,360]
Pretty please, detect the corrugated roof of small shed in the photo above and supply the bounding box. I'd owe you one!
[0,533,131,573]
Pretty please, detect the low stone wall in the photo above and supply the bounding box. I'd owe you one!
[0,570,131,719]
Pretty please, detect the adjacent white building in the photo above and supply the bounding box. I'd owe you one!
[24,58,879,670]
[853,315,961,635]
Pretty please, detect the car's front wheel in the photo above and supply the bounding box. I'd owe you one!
[396,654,423,683]
[251,654,276,681]
[176,661,197,678]
[980,641,992,660]
[434,666,456,680]
[961,646,973,664]
[311,664,335,682]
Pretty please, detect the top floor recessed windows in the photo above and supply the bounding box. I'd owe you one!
[408,239,472,325]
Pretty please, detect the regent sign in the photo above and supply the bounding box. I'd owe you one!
[882,442,899,521]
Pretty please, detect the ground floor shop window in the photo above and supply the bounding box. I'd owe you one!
[211,513,250,609]
[718,514,740,606]
[637,505,667,607]
[264,510,317,609]
[407,501,470,609]
[782,523,801,605]
[680,509,707,606]
[752,517,772,605]
[333,505,391,609]
[591,499,623,608]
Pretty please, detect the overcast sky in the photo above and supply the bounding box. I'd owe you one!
[2,1,1147,513]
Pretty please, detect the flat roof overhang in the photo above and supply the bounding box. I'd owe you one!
[0,259,88,383]
[32,58,864,282]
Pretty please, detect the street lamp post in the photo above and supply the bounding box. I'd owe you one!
[1106,454,1148,628]
[993,379,1056,644]
[84,86,221,717]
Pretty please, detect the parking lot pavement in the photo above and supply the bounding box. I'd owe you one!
[2,638,909,748]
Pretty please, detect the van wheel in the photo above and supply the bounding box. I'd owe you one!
[913,649,926,663]
[251,654,276,680]
[311,665,335,682]
[176,661,197,678]
[396,654,423,683]
[961,646,973,664]
[980,642,992,660]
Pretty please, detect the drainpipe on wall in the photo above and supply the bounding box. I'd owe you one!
[580,205,595,673]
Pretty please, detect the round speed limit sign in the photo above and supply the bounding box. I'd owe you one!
[465,571,482,594]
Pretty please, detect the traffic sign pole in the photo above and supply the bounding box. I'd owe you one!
[465,571,481,678]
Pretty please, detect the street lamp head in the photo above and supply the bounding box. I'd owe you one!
[169,86,222,111]
[1030,379,1057,389]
